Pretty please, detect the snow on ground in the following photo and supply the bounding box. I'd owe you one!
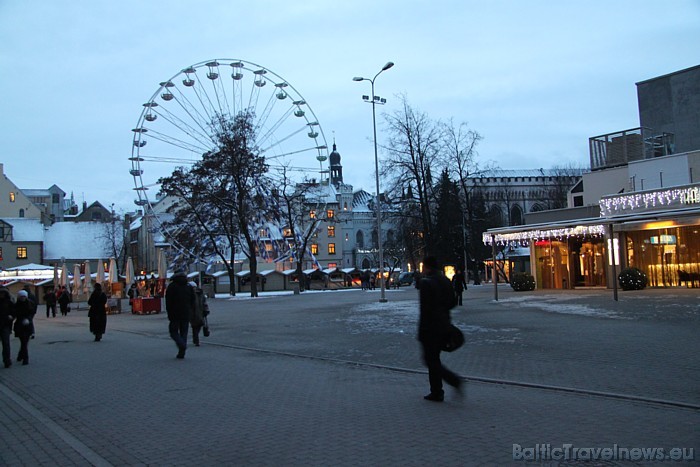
[496,295,626,319]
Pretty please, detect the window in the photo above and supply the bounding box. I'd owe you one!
[9,192,15,202]
[52,193,60,204]
[327,209,334,219]
[91,211,102,221]
[328,243,336,255]
[343,202,348,211]
[311,244,318,255]
[573,195,584,207]
[259,228,268,237]
[283,228,292,237]
[309,210,316,219]
[265,243,273,252]
[327,226,335,237]
[17,247,27,259]
[19,209,25,218]
[328,262,337,269]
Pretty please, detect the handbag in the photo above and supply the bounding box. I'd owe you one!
[202,316,210,337]
[442,324,464,352]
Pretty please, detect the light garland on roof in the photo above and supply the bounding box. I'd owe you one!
[600,185,700,217]
[482,225,606,246]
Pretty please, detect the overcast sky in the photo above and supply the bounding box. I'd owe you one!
[1,0,699,213]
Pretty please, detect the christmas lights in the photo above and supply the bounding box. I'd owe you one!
[600,185,700,217]
[482,225,605,246]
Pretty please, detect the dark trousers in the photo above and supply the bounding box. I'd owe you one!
[169,320,189,351]
[422,340,460,395]
[455,291,463,306]
[17,336,30,363]
[1,327,11,365]
[191,324,202,345]
[46,304,56,318]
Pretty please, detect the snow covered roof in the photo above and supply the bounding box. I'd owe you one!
[474,168,583,179]
[352,190,374,213]
[6,263,53,271]
[43,222,112,261]
[3,218,45,242]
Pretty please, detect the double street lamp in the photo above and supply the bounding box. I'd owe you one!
[353,61,394,303]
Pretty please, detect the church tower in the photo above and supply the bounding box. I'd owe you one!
[329,141,343,186]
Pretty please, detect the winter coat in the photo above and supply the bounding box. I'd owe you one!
[165,275,194,323]
[417,272,456,344]
[191,287,208,327]
[43,291,57,306]
[0,289,14,330]
[13,298,36,338]
[88,290,108,335]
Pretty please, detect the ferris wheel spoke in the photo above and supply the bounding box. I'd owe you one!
[257,106,296,148]
[144,129,210,154]
[259,124,306,155]
[264,144,328,159]
[167,85,218,141]
[150,106,214,148]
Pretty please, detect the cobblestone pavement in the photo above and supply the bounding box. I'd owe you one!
[0,285,698,466]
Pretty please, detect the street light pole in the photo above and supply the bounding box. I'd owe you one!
[354,61,394,303]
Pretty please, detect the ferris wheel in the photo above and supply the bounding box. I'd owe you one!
[130,59,330,211]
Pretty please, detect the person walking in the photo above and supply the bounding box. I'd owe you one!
[452,268,468,307]
[0,287,14,368]
[43,288,57,318]
[165,270,194,359]
[189,281,209,347]
[417,256,462,402]
[14,290,36,365]
[88,283,108,342]
[127,282,139,312]
[58,285,71,316]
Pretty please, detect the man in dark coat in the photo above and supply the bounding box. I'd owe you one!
[0,287,15,368]
[418,256,462,402]
[452,268,468,306]
[43,288,57,318]
[165,270,195,359]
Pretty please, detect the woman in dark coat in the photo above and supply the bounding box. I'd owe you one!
[88,283,108,341]
[14,290,36,365]
[0,287,15,368]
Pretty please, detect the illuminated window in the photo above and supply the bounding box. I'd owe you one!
[328,262,337,269]
[259,228,268,237]
[327,209,335,219]
[311,244,318,255]
[265,243,273,252]
[9,192,15,202]
[283,228,292,237]
[327,226,335,237]
[343,202,348,211]
[310,210,316,219]
[17,247,27,259]
[328,243,336,255]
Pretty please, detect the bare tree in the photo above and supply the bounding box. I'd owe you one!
[159,110,277,297]
[381,95,444,255]
[442,119,491,284]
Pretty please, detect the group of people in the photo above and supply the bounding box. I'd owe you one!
[42,286,72,318]
[0,285,37,367]
[360,270,376,290]
[165,271,209,359]
[0,273,211,367]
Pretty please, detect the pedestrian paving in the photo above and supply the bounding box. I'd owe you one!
[0,286,698,466]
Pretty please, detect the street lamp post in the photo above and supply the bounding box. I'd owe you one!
[354,61,394,303]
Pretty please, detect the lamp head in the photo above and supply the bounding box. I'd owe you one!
[382,62,394,71]
[352,77,364,82]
